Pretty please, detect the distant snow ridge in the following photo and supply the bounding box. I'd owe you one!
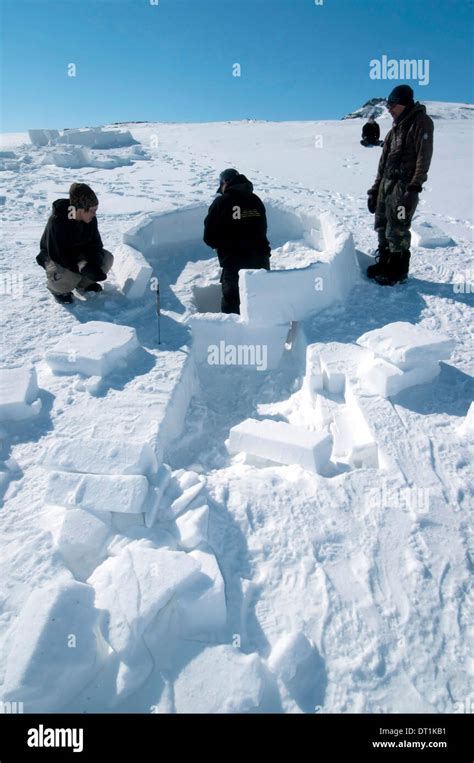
[343,98,474,120]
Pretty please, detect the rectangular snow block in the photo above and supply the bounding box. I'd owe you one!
[240,214,358,326]
[57,127,138,149]
[301,345,324,401]
[356,321,454,371]
[331,408,378,468]
[46,471,149,514]
[227,418,333,473]
[188,313,288,371]
[358,356,441,398]
[0,365,41,421]
[2,581,102,712]
[113,243,153,299]
[28,129,59,146]
[411,221,454,248]
[45,321,139,377]
[43,437,158,477]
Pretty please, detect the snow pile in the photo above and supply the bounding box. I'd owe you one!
[112,243,153,299]
[0,365,42,421]
[175,545,227,636]
[2,580,105,712]
[176,504,209,550]
[45,321,139,377]
[228,417,333,473]
[42,146,133,170]
[356,321,455,398]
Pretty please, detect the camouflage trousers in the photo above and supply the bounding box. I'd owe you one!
[374,177,418,252]
[46,250,114,295]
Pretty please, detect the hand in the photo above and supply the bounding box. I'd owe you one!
[399,189,419,217]
[367,194,377,214]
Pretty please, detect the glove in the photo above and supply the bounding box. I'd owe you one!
[79,262,107,282]
[399,188,420,217]
[367,193,377,214]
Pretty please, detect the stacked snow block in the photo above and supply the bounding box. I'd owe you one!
[0,365,42,422]
[112,243,153,300]
[356,321,455,398]
[301,342,378,469]
[44,437,158,517]
[45,321,139,378]
[56,127,138,149]
[239,211,359,326]
[227,417,333,473]
[28,129,60,146]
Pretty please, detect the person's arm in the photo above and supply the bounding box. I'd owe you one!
[368,130,391,195]
[90,217,104,253]
[203,199,221,249]
[408,116,434,190]
[374,123,380,140]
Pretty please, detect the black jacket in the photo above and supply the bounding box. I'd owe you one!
[362,122,381,143]
[203,174,271,270]
[39,198,104,272]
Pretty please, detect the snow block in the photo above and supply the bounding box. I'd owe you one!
[331,406,378,468]
[0,365,41,422]
[176,505,210,550]
[267,631,315,685]
[239,212,358,326]
[55,509,111,580]
[2,580,103,712]
[457,402,474,438]
[43,437,158,477]
[88,544,201,661]
[57,127,138,149]
[228,418,333,473]
[46,471,149,514]
[411,221,454,248]
[113,243,153,299]
[28,129,59,146]
[188,313,288,371]
[42,146,90,169]
[358,356,441,398]
[173,645,265,713]
[45,321,139,377]
[301,345,324,401]
[175,545,226,636]
[356,321,454,371]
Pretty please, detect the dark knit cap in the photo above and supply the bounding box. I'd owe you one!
[69,182,99,210]
[387,85,415,106]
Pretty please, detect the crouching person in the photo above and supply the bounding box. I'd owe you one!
[37,182,114,304]
[203,169,271,314]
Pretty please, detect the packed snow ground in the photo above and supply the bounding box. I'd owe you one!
[0,106,473,714]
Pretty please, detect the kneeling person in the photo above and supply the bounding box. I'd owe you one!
[203,169,271,314]
[37,182,113,304]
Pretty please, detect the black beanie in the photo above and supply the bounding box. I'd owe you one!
[387,85,415,106]
[69,182,99,210]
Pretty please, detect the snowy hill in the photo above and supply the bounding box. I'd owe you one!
[0,113,473,714]
[343,98,474,121]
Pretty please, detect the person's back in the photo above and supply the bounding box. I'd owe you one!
[361,118,381,146]
[204,169,271,313]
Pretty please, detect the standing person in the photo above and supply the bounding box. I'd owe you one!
[366,85,434,285]
[203,169,271,314]
[37,182,114,304]
[361,115,383,147]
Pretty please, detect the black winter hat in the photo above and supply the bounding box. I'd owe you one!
[387,85,414,106]
[217,168,239,193]
[69,182,99,210]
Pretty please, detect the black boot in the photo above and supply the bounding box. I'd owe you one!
[374,251,409,286]
[52,291,74,304]
[83,282,103,292]
[367,245,390,279]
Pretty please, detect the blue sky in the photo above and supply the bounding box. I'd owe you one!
[1,0,473,132]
